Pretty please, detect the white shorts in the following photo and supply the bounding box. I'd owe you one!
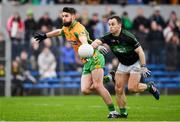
[116,61,141,73]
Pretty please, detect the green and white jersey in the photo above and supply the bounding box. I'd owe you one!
[99,29,140,66]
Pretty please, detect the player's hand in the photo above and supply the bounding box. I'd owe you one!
[98,45,108,55]
[81,57,90,64]
[141,66,151,78]
[34,32,47,43]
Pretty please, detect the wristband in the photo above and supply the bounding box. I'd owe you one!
[141,64,146,67]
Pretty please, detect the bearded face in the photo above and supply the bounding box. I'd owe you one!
[62,12,74,27]
[63,21,72,27]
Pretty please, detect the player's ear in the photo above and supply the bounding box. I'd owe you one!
[72,14,76,19]
[118,23,122,27]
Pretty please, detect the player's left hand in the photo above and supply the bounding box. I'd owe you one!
[34,32,47,43]
[141,66,151,77]
[98,45,108,55]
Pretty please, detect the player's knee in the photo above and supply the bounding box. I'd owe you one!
[92,83,101,90]
[81,89,90,95]
[128,86,137,92]
[115,86,123,95]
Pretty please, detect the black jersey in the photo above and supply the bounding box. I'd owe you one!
[99,29,140,66]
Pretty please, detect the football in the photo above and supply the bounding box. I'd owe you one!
[78,44,94,58]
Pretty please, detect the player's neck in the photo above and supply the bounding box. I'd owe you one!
[68,20,77,29]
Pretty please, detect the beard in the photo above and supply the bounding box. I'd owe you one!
[63,21,72,27]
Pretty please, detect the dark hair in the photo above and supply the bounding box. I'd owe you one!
[108,15,122,24]
[63,7,76,14]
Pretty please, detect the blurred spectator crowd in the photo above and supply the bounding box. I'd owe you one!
[0,0,180,5]
[0,6,180,95]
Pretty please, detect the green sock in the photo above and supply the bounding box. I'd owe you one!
[107,103,115,112]
[146,83,151,91]
[120,108,127,114]
[103,75,111,84]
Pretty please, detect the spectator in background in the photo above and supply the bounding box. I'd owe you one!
[44,38,58,58]
[146,21,165,64]
[30,37,40,70]
[80,8,89,24]
[80,8,90,31]
[103,0,118,4]
[24,9,37,50]
[7,12,24,40]
[170,0,179,4]
[54,11,63,29]
[41,0,54,5]
[38,47,57,78]
[11,59,23,96]
[165,33,180,71]
[60,42,77,71]
[40,25,50,34]
[127,0,144,4]
[53,11,64,46]
[105,6,116,17]
[133,24,149,63]
[6,12,24,59]
[54,0,74,4]
[38,12,53,31]
[88,13,99,40]
[165,11,180,38]
[32,0,40,5]
[18,51,36,83]
[121,11,133,30]
[11,51,36,96]
[149,6,165,29]
[94,15,109,38]
[166,11,177,29]
[133,8,149,61]
[133,7,150,31]
[86,0,101,4]
[0,64,5,77]
[174,20,180,37]
[43,38,59,70]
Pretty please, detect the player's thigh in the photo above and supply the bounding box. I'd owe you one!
[115,72,129,92]
[128,73,141,89]
[81,74,92,90]
[91,68,104,86]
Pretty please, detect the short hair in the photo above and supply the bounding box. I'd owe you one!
[108,15,122,24]
[63,7,76,15]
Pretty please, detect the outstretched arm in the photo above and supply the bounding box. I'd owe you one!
[91,39,109,55]
[34,29,62,42]
[46,29,62,38]
[91,39,103,48]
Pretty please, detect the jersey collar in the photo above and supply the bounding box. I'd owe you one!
[69,20,77,30]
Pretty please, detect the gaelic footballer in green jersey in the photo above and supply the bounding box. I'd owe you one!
[91,15,160,118]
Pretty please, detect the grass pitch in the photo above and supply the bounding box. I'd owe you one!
[0,95,180,121]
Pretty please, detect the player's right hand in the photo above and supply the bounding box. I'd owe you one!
[141,66,151,78]
[98,45,108,55]
[34,32,47,42]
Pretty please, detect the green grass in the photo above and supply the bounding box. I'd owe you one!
[0,95,180,121]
